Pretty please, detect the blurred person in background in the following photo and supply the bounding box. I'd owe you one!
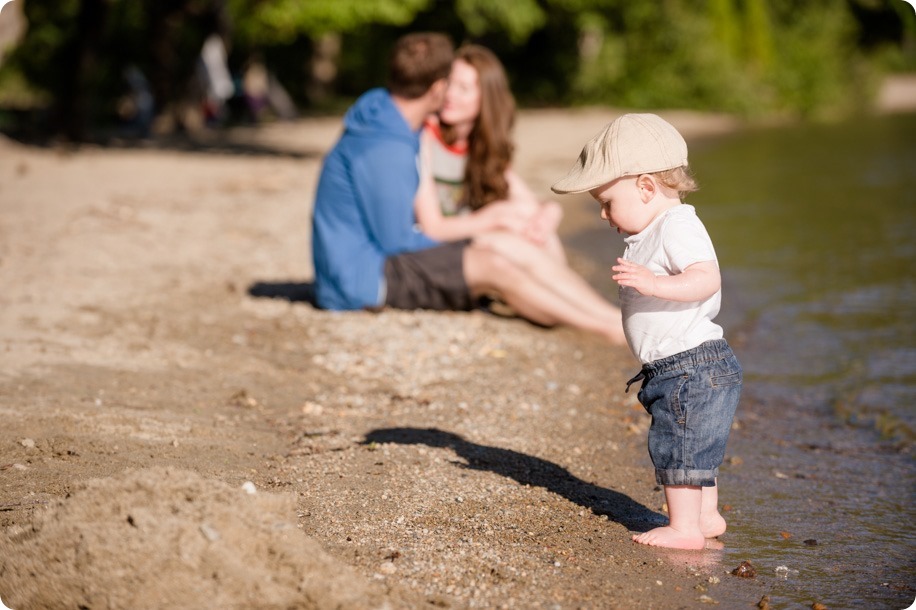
[311,33,624,343]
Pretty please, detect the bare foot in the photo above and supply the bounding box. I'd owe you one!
[700,511,727,538]
[632,526,706,550]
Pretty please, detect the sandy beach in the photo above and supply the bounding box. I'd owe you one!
[1,82,912,608]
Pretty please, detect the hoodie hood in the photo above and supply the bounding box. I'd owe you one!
[342,88,418,147]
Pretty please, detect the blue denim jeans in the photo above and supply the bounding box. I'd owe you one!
[626,339,742,487]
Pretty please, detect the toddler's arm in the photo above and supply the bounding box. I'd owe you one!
[612,258,720,302]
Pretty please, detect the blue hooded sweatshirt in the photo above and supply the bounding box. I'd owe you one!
[312,88,439,310]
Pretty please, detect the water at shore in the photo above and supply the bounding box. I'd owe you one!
[568,112,916,609]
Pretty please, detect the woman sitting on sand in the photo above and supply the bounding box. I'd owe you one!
[414,44,566,263]
[412,44,622,338]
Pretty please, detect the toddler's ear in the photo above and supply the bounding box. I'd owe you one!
[636,174,657,203]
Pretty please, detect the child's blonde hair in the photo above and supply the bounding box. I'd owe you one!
[652,165,698,199]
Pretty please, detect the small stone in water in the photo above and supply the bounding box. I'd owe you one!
[757,595,771,609]
[731,561,756,578]
[811,603,828,610]
[803,539,818,546]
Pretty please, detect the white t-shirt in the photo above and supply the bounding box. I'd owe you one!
[620,204,723,364]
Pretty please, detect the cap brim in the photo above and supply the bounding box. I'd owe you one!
[550,170,611,195]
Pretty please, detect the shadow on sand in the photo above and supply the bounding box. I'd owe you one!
[247,281,317,305]
[363,427,666,532]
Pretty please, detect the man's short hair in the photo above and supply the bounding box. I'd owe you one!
[388,32,454,99]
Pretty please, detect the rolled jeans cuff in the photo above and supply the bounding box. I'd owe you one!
[655,467,718,487]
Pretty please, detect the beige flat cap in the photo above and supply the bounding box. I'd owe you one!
[551,113,688,194]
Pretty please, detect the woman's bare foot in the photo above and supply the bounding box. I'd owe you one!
[632,526,706,550]
[700,511,727,538]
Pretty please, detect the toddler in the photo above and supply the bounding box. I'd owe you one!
[551,114,742,550]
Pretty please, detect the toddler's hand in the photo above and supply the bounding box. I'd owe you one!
[612,258,657,297]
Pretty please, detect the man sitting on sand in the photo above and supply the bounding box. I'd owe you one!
[311,32,624,344]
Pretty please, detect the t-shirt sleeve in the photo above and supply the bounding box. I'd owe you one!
[662,213,718,273]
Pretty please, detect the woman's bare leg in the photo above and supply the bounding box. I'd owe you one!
[463,238,625,344]
[524,202,567,264]
[472,232,622,330]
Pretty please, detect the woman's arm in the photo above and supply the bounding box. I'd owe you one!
[414,172,530,241]
[414,133,531,241]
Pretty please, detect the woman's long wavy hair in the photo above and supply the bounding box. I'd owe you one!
[440,45,515,210]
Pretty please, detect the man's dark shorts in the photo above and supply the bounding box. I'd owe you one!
[383,241,473,311]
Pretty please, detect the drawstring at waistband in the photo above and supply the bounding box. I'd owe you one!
[625,371,646,393]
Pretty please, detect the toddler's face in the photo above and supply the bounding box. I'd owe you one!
[590,177,650,236]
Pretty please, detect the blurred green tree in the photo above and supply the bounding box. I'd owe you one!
[0,0,912,139]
